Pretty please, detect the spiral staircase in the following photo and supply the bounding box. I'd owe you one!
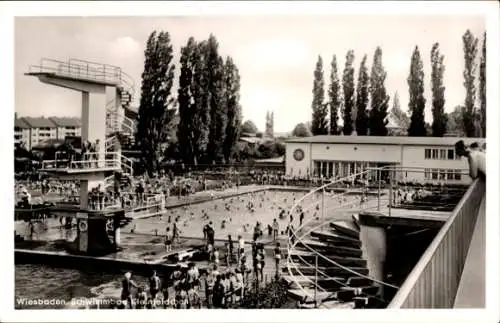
[103,83,137,190]
[284,168,399,309]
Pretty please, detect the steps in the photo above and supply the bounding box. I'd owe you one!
[285,218,387,308]
[285,265,369,277]
[118,87,132,108]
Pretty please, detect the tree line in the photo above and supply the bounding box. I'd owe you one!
[135,31,242,175]
[308,29,486,138]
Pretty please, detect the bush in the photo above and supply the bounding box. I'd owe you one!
[238,279,291,309]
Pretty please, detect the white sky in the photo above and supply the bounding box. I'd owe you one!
[15,15,484,133]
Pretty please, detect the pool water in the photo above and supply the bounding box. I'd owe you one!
[125,190,346,240]
[15,264,150,309]
[15,189,367,309]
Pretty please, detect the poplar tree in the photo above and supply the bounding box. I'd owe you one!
[177,37,210,166]
[342,50,355,135]
[205,35,227,163]
[136,31,176,175]
[479,32,486,137]
[222,56,242,162]
[355,54,369,135]
[311,56,328,135]
[369,47,389,136]
[328,55,341,135]
[430,43,447,137]
[462,29,479,137]
[407,46,427,137]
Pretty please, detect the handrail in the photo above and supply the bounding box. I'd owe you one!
[41,152,122,170]
[286,199,388,302]
[291,196,399,289]
[286,166,426,304]
[387,177,485,308]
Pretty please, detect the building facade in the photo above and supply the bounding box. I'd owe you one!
[14,116,82,150]
[285,136,485,184]
[14,117,31,149]
[50,117,82,139]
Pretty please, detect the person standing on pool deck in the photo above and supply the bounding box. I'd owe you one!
[272,219,279,241]
[121,272,138,309]
[228,234,234,264]
[237,235,245,264]
[149,270,161,301]
[274,242,282,278]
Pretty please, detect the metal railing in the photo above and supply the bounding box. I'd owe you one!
[68,58,135,94]
[387,177,485,308]
[28,58,121,85]
[284,165,470,306]
[106,105,137,138]
[41,152,122,170]
[285,166,399,305]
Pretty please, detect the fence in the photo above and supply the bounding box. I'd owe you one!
[387,177,485,308]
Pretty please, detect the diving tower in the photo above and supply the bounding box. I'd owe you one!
[25,58,136,255]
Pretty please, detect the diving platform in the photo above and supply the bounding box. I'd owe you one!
[23,57,136,257]
[358,208,450,229]
[25,58,134,90]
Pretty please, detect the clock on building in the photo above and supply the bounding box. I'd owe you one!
[293,148,305,161]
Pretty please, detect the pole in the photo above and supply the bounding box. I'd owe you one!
[321,187,325,228]
[389,169,393,217]
[314,255,318,308]
[377,168,381,211]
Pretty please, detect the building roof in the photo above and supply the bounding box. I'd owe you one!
[31,139,65,150]
[386,112,405,130]
[21,117,57,128]
[254,156,285,163]
[239,137,262,144]
[49,117,81,127]
[286,135,485,147]
[14,118,30,129]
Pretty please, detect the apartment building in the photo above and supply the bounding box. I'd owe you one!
[14,117,31,149]
[14,115,82,150]
[50,117,82,139]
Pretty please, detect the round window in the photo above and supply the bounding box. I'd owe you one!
[293,149,305,161]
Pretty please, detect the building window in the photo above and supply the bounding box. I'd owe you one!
[432,149,439,159]
[439,169,446,180]
[425,149,431,159]
[432,169,438,180]
[446,170,454,180]
[424,169,431,180]
[447,149,454,160]
[454,169,462,181]
[439,149,446,160]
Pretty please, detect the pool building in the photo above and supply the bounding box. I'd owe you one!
[285,136,485,184]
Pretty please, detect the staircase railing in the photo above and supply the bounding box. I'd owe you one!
[387,177,485,308]
[285,166,401,305]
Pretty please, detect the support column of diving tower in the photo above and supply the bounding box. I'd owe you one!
[26,58,134,256]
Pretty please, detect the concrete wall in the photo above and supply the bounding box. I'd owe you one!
[311,143,402,163]
[285,142,311,177]
[401,146,472,184]
[359,225,387,292]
